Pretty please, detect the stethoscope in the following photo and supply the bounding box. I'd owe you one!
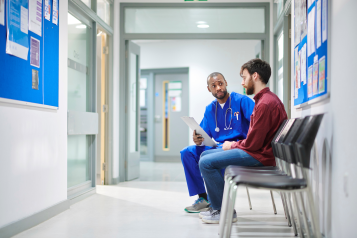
[215,94,232,132]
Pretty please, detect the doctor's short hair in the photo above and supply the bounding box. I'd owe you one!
[240,59,271,84]
[207,72,226,85]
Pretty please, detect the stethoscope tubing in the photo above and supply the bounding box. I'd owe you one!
[215,94,232,132]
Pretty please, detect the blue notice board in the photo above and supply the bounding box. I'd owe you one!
[0,0,59,107]
[294,0,328,106]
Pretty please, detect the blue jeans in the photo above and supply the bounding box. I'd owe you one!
[199,148,263,210]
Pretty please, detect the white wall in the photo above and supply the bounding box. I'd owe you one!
[290,0,357,237]
[0,1,68,229]
[137,40,259,134]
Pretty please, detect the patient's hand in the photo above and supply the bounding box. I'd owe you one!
[223,141,234,151]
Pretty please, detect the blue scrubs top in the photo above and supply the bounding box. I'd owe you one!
[200,92,255,143]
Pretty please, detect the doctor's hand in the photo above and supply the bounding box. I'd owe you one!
[193,130,204,146]
[223,141,234,151]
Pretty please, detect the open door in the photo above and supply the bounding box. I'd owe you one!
[125,41,140,181]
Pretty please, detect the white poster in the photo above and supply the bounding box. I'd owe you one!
[29,0,42,36]
[316,0,322,49]
[6,0,29,60]
[300,44,307,85]
[322,0,327,42]
[52,0,58,25]
[307,7,316,56]
[295,47,301,89]
[0,0,4,26]
[300,0,307,40]
[44,0,51,21]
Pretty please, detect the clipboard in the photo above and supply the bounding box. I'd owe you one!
[181,116,218,147]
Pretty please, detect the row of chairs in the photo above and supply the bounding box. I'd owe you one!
[218,114,324,238]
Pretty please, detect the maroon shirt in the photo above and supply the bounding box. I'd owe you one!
[231,87,287,166]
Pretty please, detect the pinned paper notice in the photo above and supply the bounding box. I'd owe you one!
[30,37,40,68]
[308,7,316,56]
[52,0,58,25]
[308,66,313,97]
[0,0,4,26]
[313,61,319,96]
[322,0,327,42]
[295,47,301,90]
[29,0,42,36]
[319,56,326,93]
[45,0,52,21]
[300,44,307,85]
[316,0,322,49]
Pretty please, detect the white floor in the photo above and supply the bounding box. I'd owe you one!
[13,162,295,238]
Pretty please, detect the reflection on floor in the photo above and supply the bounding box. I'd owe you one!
[136,161,186,182]
[14,162,295,238]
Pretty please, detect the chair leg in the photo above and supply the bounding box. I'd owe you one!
[285,193,298,236]
[281,192,288,219]
[281,192,292,227]
[219,176,233,237]
[246,187,252,210]
[225,185,238,238]
[292,192,305,238]
[306,189,322,238]
[270,191,277,215]
[298,193,312,238]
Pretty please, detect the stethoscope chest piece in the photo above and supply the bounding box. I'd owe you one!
[215,127,220,132]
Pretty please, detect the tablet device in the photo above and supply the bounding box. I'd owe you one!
[181,116,218,147]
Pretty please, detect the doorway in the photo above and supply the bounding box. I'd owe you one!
[119,3,270,182]
[141,68,189,163]
[96,28,109,185]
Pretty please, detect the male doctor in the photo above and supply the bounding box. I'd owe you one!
[181,72,255,213]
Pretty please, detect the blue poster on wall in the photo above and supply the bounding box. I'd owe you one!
[293,0,328,106]
[6,0,29,60]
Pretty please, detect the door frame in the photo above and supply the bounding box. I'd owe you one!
[140,67,189,162]
[273,2,291,118]
[119,2,271,182]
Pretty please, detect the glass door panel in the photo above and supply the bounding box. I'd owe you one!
[97,0,111,25]
[67,13,93,188]
[67,135,91,188]
[277,31,284,103]
[126,41,140,181]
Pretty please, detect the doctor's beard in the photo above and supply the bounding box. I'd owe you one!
[213,89,228,100]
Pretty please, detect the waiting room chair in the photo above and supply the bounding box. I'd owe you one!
[218,114,324,238]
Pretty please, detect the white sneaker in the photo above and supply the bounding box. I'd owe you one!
[202,210,237,224]
[199,207,213,219]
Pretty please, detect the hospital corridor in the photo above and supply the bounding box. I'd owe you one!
[1,0,357,238]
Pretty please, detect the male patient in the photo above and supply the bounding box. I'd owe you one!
[199,59,288,223]
[181,72,255,213]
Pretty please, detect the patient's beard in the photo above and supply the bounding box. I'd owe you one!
[246,79,255,95]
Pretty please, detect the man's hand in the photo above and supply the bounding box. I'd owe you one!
[223,141,235,151]
[193,130,204,146]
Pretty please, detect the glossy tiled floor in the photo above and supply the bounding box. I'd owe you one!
[13,162,295,238]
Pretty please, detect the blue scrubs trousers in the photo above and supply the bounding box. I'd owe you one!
[180,145,224,197]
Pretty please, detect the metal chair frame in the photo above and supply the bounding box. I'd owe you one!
[218,115,323,238]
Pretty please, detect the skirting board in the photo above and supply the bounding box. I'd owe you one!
[0,189,96,238]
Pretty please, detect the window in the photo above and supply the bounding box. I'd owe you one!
[97,0,111,25]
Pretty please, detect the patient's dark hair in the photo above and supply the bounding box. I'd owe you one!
[207,72,226,85]
[240,59,271,84]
